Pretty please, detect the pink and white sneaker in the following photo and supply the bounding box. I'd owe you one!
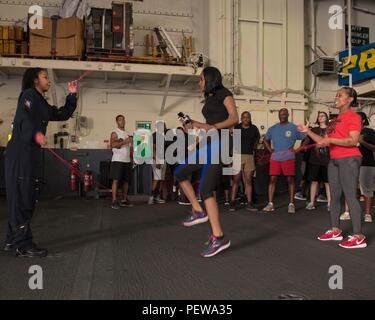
[318,230,343,241]
[339,236,367,249]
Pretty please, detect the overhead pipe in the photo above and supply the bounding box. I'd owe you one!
[308,0,317,95]
[353,4,375,16]
[233,0,241,88]
[342,0,352,68]
[338,72,353,88]
[339,0,354,88]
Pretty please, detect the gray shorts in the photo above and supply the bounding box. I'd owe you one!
[359,166,375,197]
[152,163,167,181]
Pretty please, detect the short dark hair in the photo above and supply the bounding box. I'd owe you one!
[202,66,224,98]
[315,111,329,125]
[279,108,289,114]
[116,115,125,122]
[341,86,358,108]
[22,68,47,91]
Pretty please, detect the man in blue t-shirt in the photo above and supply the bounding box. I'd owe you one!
[263,108,305,213]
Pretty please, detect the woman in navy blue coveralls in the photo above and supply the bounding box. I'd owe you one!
[4,68,78,258]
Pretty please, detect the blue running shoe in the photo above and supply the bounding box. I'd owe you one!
[201,235,231,258]
[182,211,208,227]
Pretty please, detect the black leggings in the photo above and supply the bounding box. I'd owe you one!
[174,141,223,200]
[174,163,222,200]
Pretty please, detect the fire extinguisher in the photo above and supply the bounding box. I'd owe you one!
[83,171,93,192]
[70,159,79,191]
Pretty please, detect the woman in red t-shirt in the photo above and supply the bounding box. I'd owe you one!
[298,87,366,249]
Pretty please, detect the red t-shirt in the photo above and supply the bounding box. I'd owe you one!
[327,109,362,159]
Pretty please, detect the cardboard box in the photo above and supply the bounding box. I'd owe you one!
[15,41,28,54]
[0,40,3,54]
[21,41,28,54]
[9,40,15,54]
[29,16,84,57]
[2,26,8,40]
[0,26,2,40]
[8,26,14,40]
[15,27,24,41]
[3,40,9,54]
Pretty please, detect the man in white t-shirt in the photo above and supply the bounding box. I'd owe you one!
[110,115,134,210]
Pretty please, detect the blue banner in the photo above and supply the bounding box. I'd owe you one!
[338,42,375,86]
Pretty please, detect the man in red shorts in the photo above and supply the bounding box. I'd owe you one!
[263,108,306,213]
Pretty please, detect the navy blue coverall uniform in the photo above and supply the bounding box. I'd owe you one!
[4,88,77,250]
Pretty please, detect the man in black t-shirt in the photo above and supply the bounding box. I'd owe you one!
[341,112,375,223]
[230,111,260,211]
[304,112,331,211]
[357,112,375,223]
[149,122,168,205]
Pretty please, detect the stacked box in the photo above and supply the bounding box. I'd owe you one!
[15,27,23,41]
[0,25,27,55]
[29,16,84,57]
[9,40,15,54]
[15,41,27,54]
[20,41,28,54]
[2,26,8,40]
[125,2,134,56]
[8,26,14,40]
[3,40,9,54]
[87,8,113,50]
[112,2,133,55]
[112,3,124,49]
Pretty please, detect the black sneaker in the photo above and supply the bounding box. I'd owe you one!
[16,245,48,258]
[182,211,208,227]
[154,196,166,204]
[178,195,191,206]
[120,200,134,207]
[316,194,328,203]
[171,192,178,201]
[246,203,258,212]
[229,202,236,212]
[201,236,231,258]
[111,200,120,210]
[294,192,307,201]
